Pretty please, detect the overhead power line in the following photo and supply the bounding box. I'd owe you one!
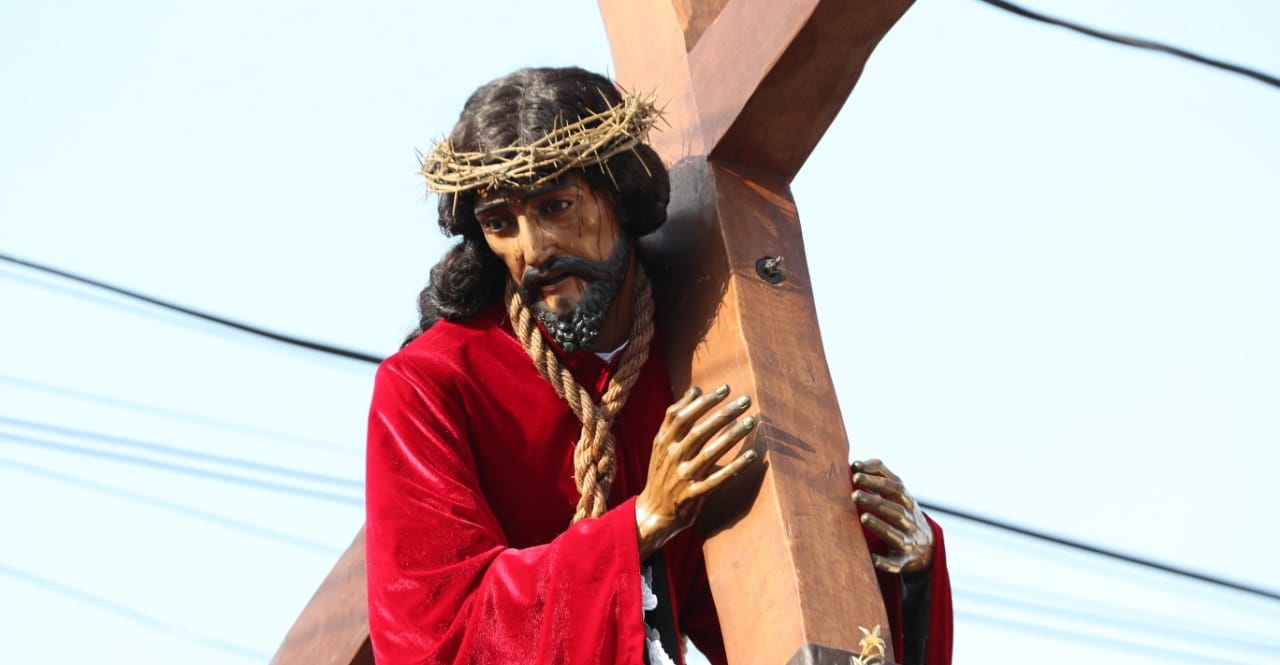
[959,606,1261,665]
[922,500,1280,603]
[957,585,1280,658]
[0,373,357,455]
[974,0,1280,90]
[960,573,1279,648]
[0,562,269,662]
[0,431,361,507]
[0,415,361,491]
[0,454,341,556]
[0,251,383,364]
[8,249,1280,604]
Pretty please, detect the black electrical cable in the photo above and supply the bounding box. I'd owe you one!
[0,251,383,364]
[921,500,1280,602]
[7,250,1280,604]
[974,0,1280,90]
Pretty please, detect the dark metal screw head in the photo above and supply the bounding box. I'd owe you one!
[756,255,785,283]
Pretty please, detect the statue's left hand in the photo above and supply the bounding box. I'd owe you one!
[852,458,934,574]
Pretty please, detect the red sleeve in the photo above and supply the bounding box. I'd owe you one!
[921,515,953,665]
[868,514,954,665]
[365,361,647,665]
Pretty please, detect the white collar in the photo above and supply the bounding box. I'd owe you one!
[594,340,629,364]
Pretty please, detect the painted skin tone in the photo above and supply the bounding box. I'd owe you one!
[853,459,935,573]
[475,174,931,571]
[475,174,636,350]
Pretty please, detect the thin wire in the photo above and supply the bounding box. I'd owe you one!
[0,561,269,662]
[960,573,1280,646]
[0,415,362,490]
[0,454,341,555]
[0,251,383,364]
[0,373,357,455]
[960,607,1263,665]
[0,431,362,507]
[955,585,1280,656]
[921,499,1280,602]
[974,0,1280,90]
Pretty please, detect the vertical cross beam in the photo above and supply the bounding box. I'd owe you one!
[597,2,913,664]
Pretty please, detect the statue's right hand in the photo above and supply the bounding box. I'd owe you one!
[635,385,759,560]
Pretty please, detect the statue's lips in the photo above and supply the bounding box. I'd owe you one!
[538,273,572,288]
[530,273,581,298]
[522,254,614,301]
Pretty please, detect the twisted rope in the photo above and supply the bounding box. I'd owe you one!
[507,267,655,521]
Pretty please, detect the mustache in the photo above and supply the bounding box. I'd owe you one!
[519,255,616,298]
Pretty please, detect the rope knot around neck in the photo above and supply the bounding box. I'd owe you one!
[506,267,655,522]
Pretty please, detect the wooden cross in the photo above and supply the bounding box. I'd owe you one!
[270,1,913,664]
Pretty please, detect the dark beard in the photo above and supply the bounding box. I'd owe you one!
[520,236,631,353]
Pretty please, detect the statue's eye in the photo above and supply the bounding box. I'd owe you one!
[542,198,573,215]
[479,216,512,233]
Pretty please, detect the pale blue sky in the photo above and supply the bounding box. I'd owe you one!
[2,1,1278,663]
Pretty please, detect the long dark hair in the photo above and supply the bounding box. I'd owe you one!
[404,67,670,346]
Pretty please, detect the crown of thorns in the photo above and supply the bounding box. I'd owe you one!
[419,91,662,195]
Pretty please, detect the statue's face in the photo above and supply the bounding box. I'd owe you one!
[476,173,631,352]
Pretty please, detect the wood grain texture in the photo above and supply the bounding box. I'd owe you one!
[640,158,890,665]
[602,1,914,663]
[601,0,913,177]
[671,0,729,49]
[269,528,373,665]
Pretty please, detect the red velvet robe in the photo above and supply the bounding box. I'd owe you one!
[365,303,952,665]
